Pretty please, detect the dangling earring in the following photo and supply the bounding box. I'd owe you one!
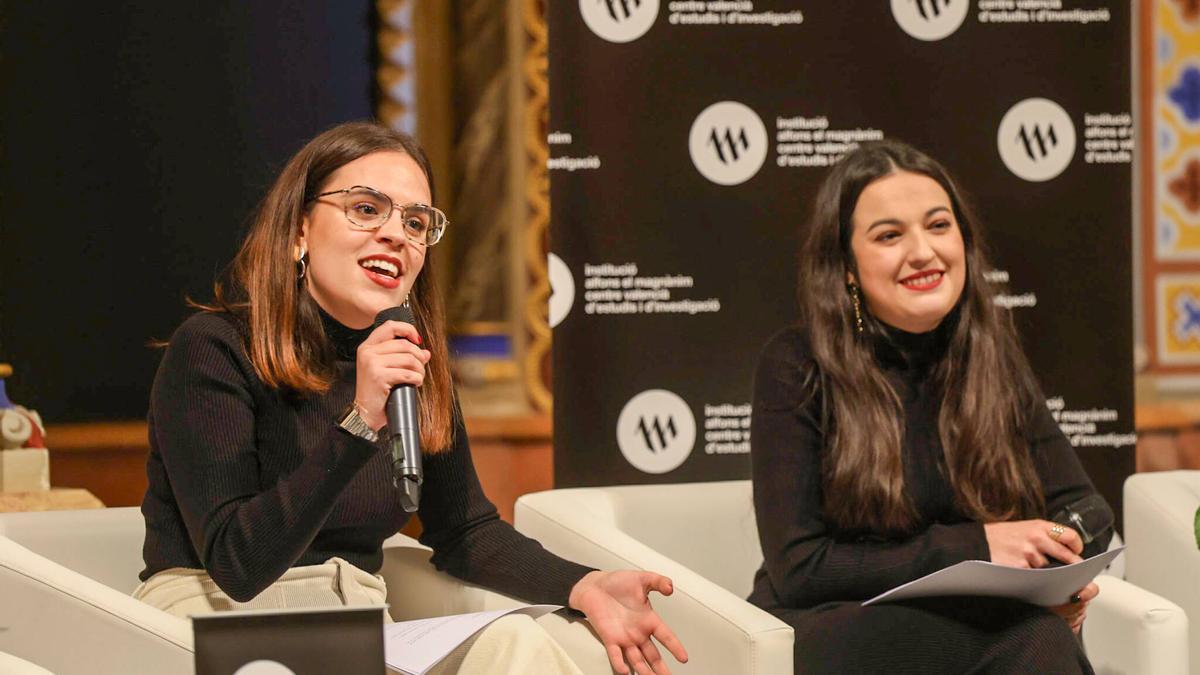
[295,245,308,280]
[847,282,864,334]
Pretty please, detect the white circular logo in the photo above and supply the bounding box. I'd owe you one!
[547,253,575,328]
[234,661,296,675]
[997,98,1077,182]
[688,101,769,186]
[891,0,969,41]
[580,0,659,43]
[616,389,695,474]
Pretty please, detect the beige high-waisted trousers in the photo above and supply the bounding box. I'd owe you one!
[133,557,584,675]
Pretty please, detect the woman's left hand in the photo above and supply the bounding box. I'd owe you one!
[568,570,689,675]
[1048,582,1099,634]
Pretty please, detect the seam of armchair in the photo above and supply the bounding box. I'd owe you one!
[1086,576,1190,673]
[745,624,796,675]
[1142,607,1185,625]
[0,538,192,651]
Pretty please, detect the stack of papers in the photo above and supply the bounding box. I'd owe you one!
[384,604,562,675]
[863,547,1124,606]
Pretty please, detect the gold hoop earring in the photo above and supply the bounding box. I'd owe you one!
[848,283,864,334]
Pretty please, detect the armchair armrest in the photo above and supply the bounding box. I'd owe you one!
[515,491,794,675]
[1084,575,1189,675]
[0,536,193,675]
[1124,470,1200,670]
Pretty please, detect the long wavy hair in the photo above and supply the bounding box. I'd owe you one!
[798,139,1044,534]
[197,121,454,452]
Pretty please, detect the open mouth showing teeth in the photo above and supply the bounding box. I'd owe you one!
[901,271,943,288]
[360,258,400,278]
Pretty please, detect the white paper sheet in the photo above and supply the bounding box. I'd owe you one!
[383,604,562,675]
[862,546,1124,607]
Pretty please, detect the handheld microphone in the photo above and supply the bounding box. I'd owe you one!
[374,306,422,513]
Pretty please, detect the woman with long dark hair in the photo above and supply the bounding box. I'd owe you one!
[135,121,687,675]
[749,139,1113,673]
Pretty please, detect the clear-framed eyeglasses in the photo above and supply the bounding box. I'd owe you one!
[308,185,448,246]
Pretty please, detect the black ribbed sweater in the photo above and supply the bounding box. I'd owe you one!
[140,311,591,603]
[748,323,1113,611]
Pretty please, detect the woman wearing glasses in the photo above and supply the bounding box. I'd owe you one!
[749,140,1113,673]
[134,122,687,675]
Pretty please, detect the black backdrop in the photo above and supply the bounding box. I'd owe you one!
[1,2,374,422]
[550,2,1136,519]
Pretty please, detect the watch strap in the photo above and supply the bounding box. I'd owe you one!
[337,402,378,442]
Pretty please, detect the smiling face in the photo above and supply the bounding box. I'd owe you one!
[299,151,430,329]
[848,170,966,334]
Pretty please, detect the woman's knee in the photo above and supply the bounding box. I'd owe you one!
[481,614,546,646]
[1014,610,1077,647]
[471,613,569,663]
[452,614,582,675]
[987,610,1087,673]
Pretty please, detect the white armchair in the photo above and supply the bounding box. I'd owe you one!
[514,480,1189,675]
[516,481,794,674]
[0,508,191,674]
[0,507,608,675]
[1123,470,1200,674]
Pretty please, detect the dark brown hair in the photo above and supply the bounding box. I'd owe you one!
[199,121,454,452]
[798,138,1044,533]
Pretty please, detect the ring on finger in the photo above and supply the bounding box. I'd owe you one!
[1049,524,1066,541]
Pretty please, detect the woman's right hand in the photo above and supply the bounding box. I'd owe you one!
[354,320,431,431]
[1048,582,1099,634]
[983,520,1084,568]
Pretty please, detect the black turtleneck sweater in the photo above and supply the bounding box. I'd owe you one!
[748,323,1112,612]
[140,311,592,603]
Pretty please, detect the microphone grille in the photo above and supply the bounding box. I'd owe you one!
[374,304,416,328]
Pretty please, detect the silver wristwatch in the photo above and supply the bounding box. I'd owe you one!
[337,402,378,442]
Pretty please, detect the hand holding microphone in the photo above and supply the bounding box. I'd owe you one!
[354,306,430,512]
